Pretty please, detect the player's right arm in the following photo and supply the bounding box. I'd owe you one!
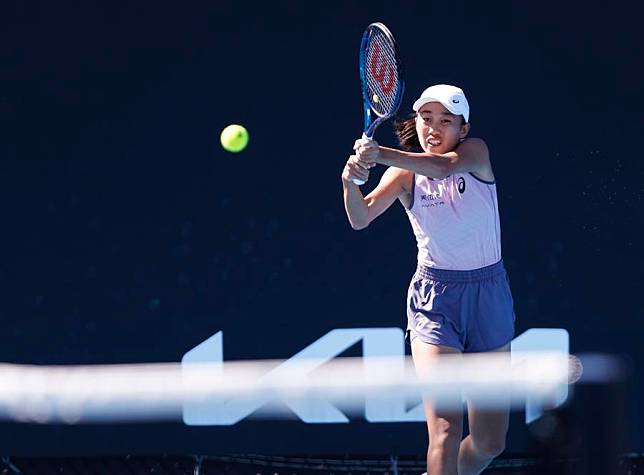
[342,156,411,230]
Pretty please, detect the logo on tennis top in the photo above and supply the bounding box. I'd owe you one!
[370,43,395,94]
[457,177,466,194]
[452,99,460,103]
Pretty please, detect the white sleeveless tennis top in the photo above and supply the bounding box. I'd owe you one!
[404,173,502,271]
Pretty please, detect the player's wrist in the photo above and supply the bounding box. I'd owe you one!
[375,146,394,166]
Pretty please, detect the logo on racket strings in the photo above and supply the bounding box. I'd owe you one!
[369,43,395,95]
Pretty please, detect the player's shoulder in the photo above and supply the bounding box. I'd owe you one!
[457,137,492,172]
[461,137,490,158]
[461,138,495,182]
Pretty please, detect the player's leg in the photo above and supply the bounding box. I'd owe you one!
[411,338,463,475]
[457,343,511,475]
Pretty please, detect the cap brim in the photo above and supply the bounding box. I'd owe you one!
[413,97,454,113]
[412,97,468,122]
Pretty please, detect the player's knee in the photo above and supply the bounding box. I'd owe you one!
[429,423,461,455]
[474,436,506,458]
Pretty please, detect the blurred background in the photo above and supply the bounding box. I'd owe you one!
[0,0,642,470]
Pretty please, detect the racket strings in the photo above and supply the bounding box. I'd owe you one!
[364,30,400,116]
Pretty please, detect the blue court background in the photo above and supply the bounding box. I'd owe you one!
[0,0,642,456]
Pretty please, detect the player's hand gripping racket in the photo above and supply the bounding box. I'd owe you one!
[352,22,404,185]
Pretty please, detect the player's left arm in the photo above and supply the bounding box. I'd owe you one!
[355,137,492,180]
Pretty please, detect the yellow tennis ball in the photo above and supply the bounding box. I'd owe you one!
[220,124,249,153]
[372,94,379,103]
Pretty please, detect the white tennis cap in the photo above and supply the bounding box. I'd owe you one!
[412,84,470,123]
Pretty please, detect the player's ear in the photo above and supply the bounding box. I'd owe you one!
[459,121,470,140]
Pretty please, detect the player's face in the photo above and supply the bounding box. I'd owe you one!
[415,102,469,154]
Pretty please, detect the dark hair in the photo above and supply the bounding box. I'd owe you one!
[393,114,422,152]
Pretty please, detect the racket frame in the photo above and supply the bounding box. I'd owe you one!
[352,23,404,185]
[359,22,405,139]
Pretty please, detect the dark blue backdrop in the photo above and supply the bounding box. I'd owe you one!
[0,0,642,456]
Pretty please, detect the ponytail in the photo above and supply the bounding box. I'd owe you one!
[393,114,422,152]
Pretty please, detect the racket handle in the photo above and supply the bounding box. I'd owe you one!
[351,132,370,185]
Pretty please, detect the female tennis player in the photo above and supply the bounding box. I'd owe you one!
[341,84,515,475]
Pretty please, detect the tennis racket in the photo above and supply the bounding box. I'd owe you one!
[352,22,404,185]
